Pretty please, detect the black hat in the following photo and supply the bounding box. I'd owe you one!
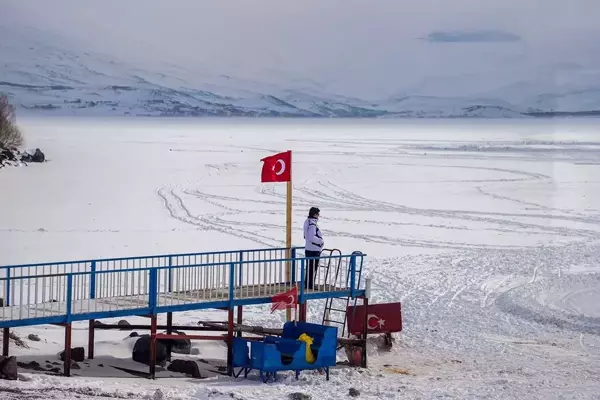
[309,207,320,217]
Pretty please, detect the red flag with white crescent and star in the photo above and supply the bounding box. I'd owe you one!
[261,150,292,183]
[270,286,298,313]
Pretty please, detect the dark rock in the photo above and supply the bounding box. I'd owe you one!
[50,367,61,373]
[71,362,81,370]
[128,332,139,338]
[289,393,312,400]
[93,320,105,327]
[31,148,45,163]
[59,347,85,362]
[118,320,131,330]
[349,388,360,397]
[72,347,85,362]
[132,335,167,366]
[28,334,41,342]
[98,364,104,367]
[0,146,19,166]
[167,359,202,378]
[0,356,18,380]
[162,331,191,355]
[17,360,44,372]
[46,364,53,369]
[153,389,164,400]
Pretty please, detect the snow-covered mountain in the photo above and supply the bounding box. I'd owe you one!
[2,25,600,118]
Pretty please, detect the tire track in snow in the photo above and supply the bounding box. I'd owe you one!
[325,181,599,240]
[157,185,277,247]
[475,186,596,220]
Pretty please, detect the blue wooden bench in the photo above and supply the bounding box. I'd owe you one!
[232,321,338,382]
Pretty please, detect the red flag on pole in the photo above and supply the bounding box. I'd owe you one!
[270,286,298,313]
[261,151,291,183]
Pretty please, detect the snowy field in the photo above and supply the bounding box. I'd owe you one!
[1,117,600,399]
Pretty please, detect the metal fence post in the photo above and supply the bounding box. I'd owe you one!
[167,256,173,293]
[229,263,235,308]
[299,258,305,302]
[5,267,10,306]
[238,251,244,287]
[149,268,157,314]
[291,248,297,284]
[90,261,96,299]
[66,274,73,323]
[350,254,357,298]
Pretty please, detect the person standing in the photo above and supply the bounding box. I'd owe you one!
[303,207,324,290]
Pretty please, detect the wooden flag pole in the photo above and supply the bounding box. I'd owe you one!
[285,178,293,321]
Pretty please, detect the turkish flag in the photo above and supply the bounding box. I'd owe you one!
[270,286,298,313]
[261,151,291,183]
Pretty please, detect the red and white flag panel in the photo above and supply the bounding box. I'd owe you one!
[270,286,298,313]
[261,150,291,183]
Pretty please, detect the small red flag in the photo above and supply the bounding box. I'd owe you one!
[261,151,291,183]
[270,286,298,313]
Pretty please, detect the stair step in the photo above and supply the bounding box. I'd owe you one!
[326,307,347,313]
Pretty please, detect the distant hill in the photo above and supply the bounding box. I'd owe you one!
[1,25,600,118]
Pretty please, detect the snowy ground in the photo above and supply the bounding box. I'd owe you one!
[1,117,600,399]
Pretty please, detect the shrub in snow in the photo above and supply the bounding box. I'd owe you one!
[0,95,23,149]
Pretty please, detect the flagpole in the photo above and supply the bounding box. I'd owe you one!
[285,174,293,321]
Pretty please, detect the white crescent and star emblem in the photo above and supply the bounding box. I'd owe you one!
[273,159,286,176]
[367,314,385,330]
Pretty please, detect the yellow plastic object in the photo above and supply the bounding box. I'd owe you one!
[297,333,316,364]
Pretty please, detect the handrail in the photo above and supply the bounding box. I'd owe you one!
[0,245,307,270]
[0,253,365,282]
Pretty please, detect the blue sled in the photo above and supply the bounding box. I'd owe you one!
[232,321,338,382]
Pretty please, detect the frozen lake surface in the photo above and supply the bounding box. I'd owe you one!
[1,117,600,399]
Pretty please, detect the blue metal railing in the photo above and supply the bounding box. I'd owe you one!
[0,247,366,328]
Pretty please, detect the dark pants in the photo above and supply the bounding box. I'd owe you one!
[305,250,321,290]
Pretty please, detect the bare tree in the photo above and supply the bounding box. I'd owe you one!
[0,94,23,148]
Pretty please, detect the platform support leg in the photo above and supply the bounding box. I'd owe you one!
[149,315,157,380]
[361,297,368,369]
[227,308,234,376]
[88,320,95,360]
[236,306,243,338]
[2,328,9,357]
[166,312,173,361]
[64,323,72,377]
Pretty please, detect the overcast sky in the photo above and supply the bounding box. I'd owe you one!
[2,0,600,98]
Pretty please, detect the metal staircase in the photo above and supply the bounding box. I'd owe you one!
[321,249,365,337]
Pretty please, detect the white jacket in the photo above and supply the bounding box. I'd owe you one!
[303,217,324,252]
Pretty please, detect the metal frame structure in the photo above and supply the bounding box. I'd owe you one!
[0,245,367,378]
